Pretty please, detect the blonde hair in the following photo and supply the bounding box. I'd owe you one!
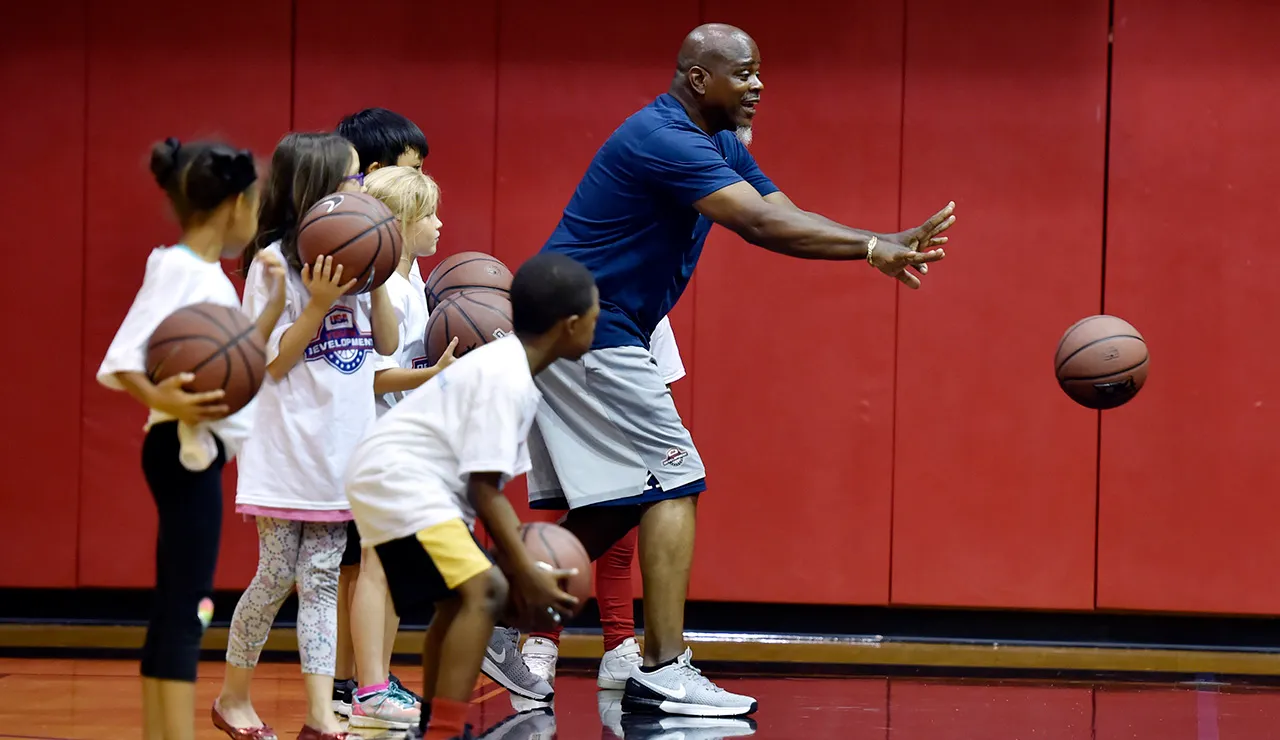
[364,166,440,226]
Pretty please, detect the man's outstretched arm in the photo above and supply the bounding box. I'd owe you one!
[691,182,954,287]
[761,191,881,240]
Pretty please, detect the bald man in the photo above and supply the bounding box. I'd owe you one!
[509,23,956,717]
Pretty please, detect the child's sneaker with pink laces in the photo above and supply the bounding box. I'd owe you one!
[347,683,420,731]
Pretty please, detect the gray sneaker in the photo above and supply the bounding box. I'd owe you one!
[621,648,757,717]
[481,627,554,701]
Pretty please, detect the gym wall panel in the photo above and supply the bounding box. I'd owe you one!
[0,3,86,587]
[690,1,904,604]
[294,0,500,264]
[889,683,1093,740]
[491,0,700,532]
[77,0,293,588]
[891,0,1108,609]
[1097,0,1280,615]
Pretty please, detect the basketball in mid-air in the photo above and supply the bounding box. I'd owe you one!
[1054,315,1149,410]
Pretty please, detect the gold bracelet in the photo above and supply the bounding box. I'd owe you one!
[866,235,878,262]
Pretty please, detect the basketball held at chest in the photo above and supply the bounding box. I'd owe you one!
[424,289,514,366]
[145,302,267,415]
[424,251,513,311]
[1054,314,1149,410]
[297,192,402,294]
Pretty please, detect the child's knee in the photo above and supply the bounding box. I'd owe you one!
[458,566,508,619]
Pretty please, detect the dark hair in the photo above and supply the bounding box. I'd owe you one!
[150,137,257,226]
[336,108,428,173]
[242,132,353,275]
[511,253,597,335]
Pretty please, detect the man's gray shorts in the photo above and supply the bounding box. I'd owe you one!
[527,346,707,511]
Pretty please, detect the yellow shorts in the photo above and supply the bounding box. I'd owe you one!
[374,519,494,614]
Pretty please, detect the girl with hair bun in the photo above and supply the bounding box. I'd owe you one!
[96,136,286,740]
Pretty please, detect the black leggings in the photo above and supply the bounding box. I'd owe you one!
[139,421,225,682]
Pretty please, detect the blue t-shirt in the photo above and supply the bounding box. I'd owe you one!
[539,93,779,349]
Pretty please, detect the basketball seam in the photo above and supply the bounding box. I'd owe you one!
[450,301,495,345]
[427,257,503,292]
[320,214,397,260]
[1054,315,1109,356]
[1059,355,1149,383]
[1054,334,1145,373]
[533,524,564,570]
[458,293,513,323]
[185,305,238,342]
[178,306,252,393]
[187,324,263,389]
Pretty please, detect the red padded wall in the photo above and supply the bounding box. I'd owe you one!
[689,0,904,604]
[890,0,1109,609]
[0,4,86,587]
[7,0,1280,619]
[490,0,701,534]
[294,0,499,264]
[77,0,293,588]
[1096,0,1280,615]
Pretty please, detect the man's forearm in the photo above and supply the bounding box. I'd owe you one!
[801,209,884,241]
[742,204,880,261]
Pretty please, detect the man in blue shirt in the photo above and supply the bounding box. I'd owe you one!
[512,23,956,718]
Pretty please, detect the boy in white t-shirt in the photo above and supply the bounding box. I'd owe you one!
[344,252,599,740]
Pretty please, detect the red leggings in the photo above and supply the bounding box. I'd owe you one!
[529,527,636,652]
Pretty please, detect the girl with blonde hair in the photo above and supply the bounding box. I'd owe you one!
[344,165,459,732]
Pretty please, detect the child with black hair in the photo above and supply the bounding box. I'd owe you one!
[336,107,428,174]
[343,252,600,740]
[97,136,285,740]
[332,106,431,714]
[214,132,399,740]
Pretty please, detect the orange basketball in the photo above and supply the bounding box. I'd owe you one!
[1054,315,1149,410]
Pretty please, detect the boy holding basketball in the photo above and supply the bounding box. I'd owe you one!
[343,253,599,740]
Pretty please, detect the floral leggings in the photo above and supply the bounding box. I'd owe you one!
[226,517,347,675]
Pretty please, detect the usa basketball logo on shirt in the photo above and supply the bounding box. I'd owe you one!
[305,306,374,374]
[411,356,431,370]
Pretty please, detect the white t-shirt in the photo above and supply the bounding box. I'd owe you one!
[96,245,258,468]
[650,315,686,385]
[345,334,541,547]
[372,266,431,416]
[235,242,378,512]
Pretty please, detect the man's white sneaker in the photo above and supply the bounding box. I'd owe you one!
[621,648,757,717]
[597,637,643,690]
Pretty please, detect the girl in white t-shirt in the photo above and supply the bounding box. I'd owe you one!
[97,137,285,740]
[214,132,399,740]
[341,166,459,731]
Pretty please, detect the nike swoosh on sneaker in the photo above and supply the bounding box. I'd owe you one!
[487,647,506,662]
[634,676,687,699]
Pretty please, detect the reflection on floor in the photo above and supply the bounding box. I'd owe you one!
[2,658,1279,739]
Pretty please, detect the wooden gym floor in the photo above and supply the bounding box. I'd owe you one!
[4,625,1280,738]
